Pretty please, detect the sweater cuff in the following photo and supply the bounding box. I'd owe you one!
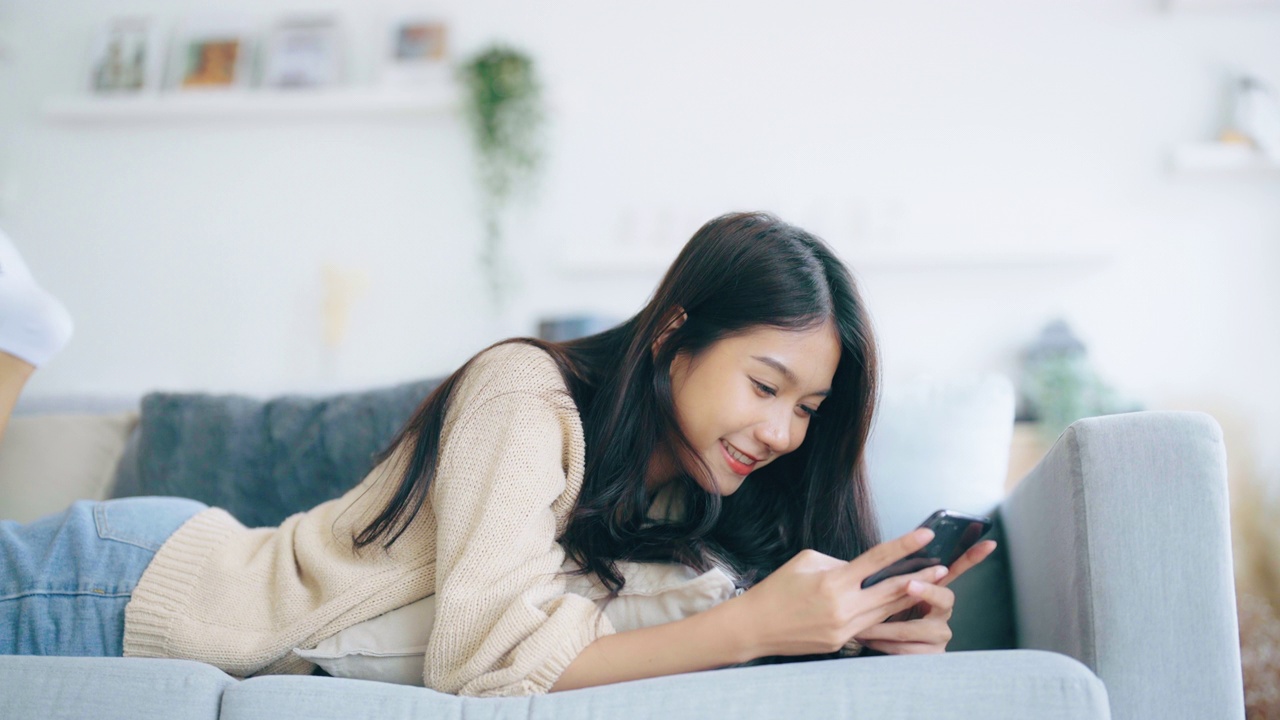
[122,508,242,660]
[530,593,617,695]
[489,593,617,697]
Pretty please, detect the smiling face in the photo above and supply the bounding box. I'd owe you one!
[646,321,842,497]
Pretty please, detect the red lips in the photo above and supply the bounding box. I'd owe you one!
[720,440,758,476]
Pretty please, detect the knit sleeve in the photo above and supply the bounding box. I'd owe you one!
[422,344,616,697]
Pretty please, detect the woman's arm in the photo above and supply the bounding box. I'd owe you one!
[552,529,985,691]
[550,593,757,692]
[422,346,614,697]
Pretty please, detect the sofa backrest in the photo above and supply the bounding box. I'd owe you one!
[0,410,139,523]
[3,372,1019,650]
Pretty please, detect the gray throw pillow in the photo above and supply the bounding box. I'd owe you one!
[112,378,440,528]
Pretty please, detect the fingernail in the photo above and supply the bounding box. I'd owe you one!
[934,566,949,580]
[916,528,935,543]
[908,580,924,593]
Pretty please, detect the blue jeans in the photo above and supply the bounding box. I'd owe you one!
[0,497,206,656]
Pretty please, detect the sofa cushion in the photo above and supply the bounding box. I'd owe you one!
[111,379,439,527]
[0,411,138,522]
[0,656,235,720]
[220,650,1108,719]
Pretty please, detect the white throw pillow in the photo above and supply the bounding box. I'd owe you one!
[293,558,740,685]
[0,412,139,522]
[865,374,1015,538]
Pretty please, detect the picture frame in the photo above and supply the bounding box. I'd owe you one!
[260,16,343,90]
[87,17,164,94]
[379,15,450,87]
[167,16,255,91]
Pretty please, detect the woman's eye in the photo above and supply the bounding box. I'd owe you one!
[752,380,777,397]
[799,405,820,419]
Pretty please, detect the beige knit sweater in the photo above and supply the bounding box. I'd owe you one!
[122,342,617,697]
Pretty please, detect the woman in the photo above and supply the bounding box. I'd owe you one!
[0,213,995,697]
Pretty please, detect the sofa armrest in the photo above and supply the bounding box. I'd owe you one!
[1000,411,1244,720]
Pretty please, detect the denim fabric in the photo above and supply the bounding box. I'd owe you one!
[0,497,206,656]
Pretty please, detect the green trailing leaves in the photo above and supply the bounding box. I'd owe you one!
[458,45,545,307]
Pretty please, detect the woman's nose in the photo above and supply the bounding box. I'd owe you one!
[754,411,792,453]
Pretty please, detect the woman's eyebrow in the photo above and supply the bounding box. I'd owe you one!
[750,356,831,397]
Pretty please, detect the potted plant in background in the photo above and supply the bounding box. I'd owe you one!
[1017,318,1139,442]
[458,44,545,309]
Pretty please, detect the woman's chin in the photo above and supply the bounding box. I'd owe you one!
[702,473,744,497]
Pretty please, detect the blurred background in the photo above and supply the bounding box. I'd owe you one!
[1,0,1278,583]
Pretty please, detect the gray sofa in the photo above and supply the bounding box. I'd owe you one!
[0,376,1245,719]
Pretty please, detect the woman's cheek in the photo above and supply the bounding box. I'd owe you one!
[787,417,809,452]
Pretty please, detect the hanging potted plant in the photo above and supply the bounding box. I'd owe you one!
[457,44,545,308]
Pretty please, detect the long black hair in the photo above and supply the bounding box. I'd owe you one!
[355,211,881,636]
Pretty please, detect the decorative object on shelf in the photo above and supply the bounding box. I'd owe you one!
[87,17,163,94]
[1169,72,1280,177]
[1016,319,1140,442]
[1230,75,1280,160]
[260,16,343,90]
[380,16,450,87]
[458,45,545,308]
[48,12,464,122]
[167,16,255,91]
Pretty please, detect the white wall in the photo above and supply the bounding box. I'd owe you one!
[2,1,1278,492]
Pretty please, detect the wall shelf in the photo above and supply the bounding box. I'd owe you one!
[42,86,460,122]
[1169,142,1280,177]
[560,247,1112,276]
[1164,0,1280,9]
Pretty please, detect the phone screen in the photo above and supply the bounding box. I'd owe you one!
[860,510,992,589]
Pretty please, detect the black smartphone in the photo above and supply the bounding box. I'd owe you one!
[860,510,993,589]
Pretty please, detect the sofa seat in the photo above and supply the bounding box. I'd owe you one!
[0,650,1109,720]
[0,656,235,720]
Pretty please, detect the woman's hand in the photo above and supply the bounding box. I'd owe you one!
[732,527,955,659]
[853,539,998,654]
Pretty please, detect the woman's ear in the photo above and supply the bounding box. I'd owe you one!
[651,307,688,358]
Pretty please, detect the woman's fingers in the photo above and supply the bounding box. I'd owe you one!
[846,546,974,656]
[845,527,935,587]
[937,540,997,588]
[847,566,950,629]
[872,593,928,625]
[870,578,955,625]
[863,562,948,605]
[855,617,951,643]
[905,579,955,618]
